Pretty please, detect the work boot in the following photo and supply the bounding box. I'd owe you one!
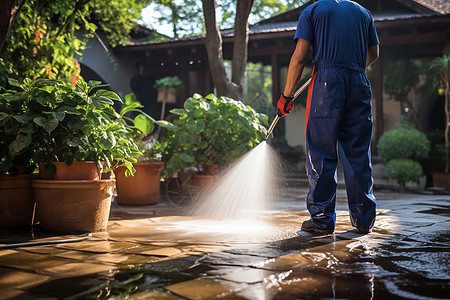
[356,228,371,234]
[301,218,334,235]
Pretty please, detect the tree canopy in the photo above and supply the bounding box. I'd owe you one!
[0,0,148,85]
[141,0,308,39]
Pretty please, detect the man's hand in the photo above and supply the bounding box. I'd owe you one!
[277,93,294,117]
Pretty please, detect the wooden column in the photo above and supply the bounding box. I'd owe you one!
[271,53,280,106]
[374,55,383,145]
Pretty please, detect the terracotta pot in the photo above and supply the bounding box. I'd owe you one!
[0,175,35,228]
[32,179,114,233]
[191,173,219,190]
[433,172,450,190]
[115,162,164,205]
[39,161,99,180]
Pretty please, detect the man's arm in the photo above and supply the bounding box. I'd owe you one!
[366,44,379,69]
[283,38,310,97]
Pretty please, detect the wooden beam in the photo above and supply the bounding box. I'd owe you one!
[374,56,383,147]
[380,30,448,46]
[271,53,280,106]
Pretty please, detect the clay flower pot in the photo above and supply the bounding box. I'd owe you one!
[0,175,35,228]
[38,161,99,180]
[115,162,164,205]
[32,179,115,233]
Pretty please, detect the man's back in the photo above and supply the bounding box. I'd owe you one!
[295,0,378,71]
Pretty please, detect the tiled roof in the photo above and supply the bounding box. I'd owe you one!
[413,0,450,14]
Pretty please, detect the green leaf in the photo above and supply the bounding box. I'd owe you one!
[35,96,48,106]
[205,93,216,100]
[211,118,227,130]
[51,111,66,121]
[67,118,89,129]
[100,131,116,149]
[177,133,196,144]
[134,114,154,134]
[95,90,122,102]
[67,136,88,147]
[12,115,33,124]
[39,86,55,94]
[169,108,186,115]
[87,80,103,88]
[0,112,8,122]
[8,78,22,88]
[8,133,32,155]
[156,120,178,131]
[57,106,80,115]
[92,96,114,109]
[180,152,195,163]
[33,116,58,134]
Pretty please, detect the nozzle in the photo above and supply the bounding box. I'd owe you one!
[264,115,280,141]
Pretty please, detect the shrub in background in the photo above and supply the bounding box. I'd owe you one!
[377,124,430,191]
[377,124,430,163]
[385,159,423,192]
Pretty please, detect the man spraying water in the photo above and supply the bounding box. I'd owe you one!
[277,0,380,234]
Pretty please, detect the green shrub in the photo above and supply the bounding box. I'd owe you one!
[161,93,268,177]
[377,124,430,163]
[385,159,423,184]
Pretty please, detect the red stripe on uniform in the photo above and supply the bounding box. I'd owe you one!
[305,67,317,136]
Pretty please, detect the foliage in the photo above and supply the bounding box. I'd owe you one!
[0,0,148,85]
[160,93,268,177]
[143,0,309,38]
[377,124,430,164]
[117,92,169,164]
[154,76,183,91]
[0,77,155,177]
[385,158,423,185]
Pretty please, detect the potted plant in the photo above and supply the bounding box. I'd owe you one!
[377,124,430,192]
[160,93,267,191]
[154,76,183,104]
[113,94,167,205]
[430,53,450,190]
[0,79,39,228]
[1,77,148,232]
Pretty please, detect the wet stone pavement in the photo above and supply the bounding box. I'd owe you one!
[0,186,449,300]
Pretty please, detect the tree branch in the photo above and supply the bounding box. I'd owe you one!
[231,0,254,90]
[202,0,229,96]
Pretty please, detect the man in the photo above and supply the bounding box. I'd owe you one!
[277,0,380,234]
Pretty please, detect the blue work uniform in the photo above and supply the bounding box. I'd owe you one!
[294,0,380,231]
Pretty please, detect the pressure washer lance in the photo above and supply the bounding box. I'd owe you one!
[264,77,312,141]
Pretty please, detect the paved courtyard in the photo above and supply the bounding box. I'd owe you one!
[0,185,449,299]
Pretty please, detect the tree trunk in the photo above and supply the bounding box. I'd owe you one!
[0,0,18,55]
[201,0,254,101]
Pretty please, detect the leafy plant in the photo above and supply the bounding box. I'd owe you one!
[153,76,183,92]
[385,158,423,191]
[0,77,153,177]
[377,124,430,164]
[160,93,268,177]
[0,0,148,85]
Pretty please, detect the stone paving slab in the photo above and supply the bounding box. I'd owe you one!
[0,191,448,299]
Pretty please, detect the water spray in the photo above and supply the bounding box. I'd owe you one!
[264,78,312,141]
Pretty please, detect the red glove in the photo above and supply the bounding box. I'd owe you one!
[277,93,294,117]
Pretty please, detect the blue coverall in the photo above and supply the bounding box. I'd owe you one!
[294,0,380,231]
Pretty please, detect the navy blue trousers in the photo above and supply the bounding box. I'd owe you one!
[305,66,376,231]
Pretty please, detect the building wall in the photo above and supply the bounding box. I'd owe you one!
[75,31,136,96]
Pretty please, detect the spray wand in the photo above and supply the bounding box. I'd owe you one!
[264,78,312,141]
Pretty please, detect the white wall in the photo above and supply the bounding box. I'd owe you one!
[75,31,135,95]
